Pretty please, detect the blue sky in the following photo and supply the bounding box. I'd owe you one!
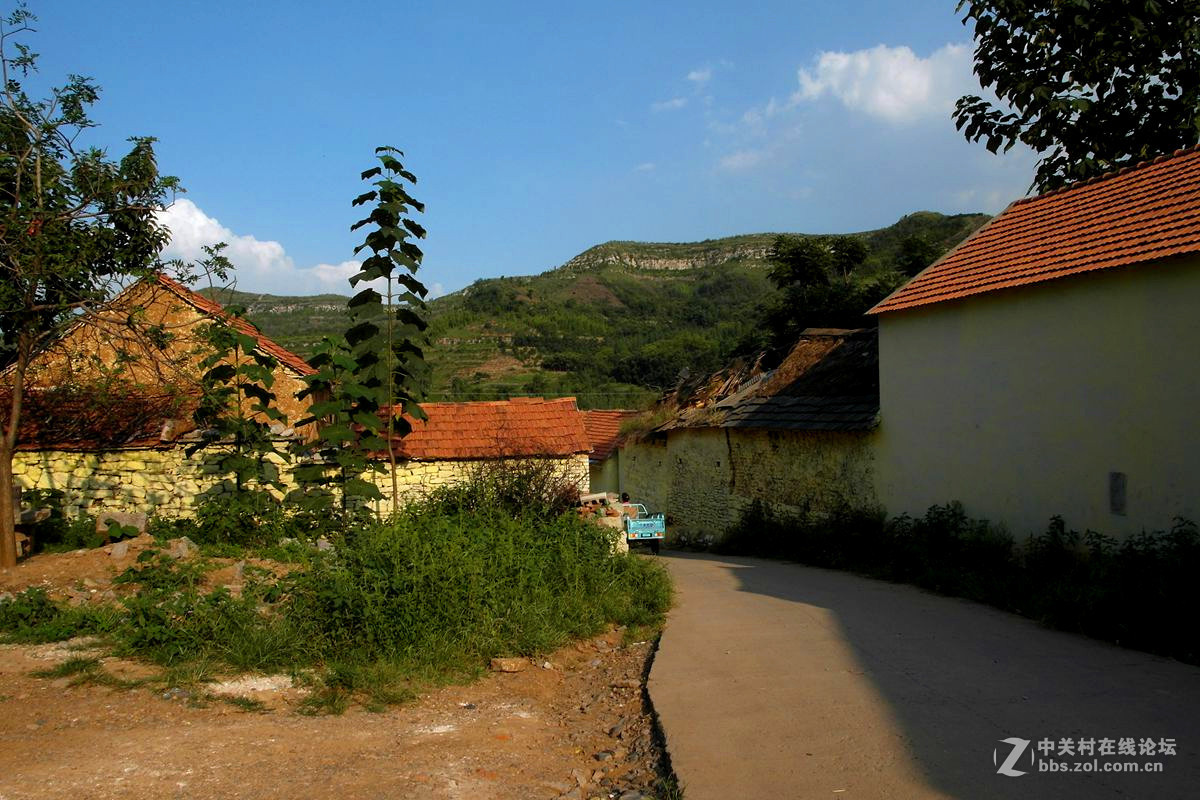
[28,1,1036,296]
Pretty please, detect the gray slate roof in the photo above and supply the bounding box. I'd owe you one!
[721,395,879,431]
[654,328,879,433]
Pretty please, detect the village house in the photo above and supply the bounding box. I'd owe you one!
[619,328,880,543]
[6,273,317,517]
[870,145,1200,538]
[8,274,593,519]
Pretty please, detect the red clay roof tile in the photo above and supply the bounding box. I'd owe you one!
[582,410,638,461]
[870,145,1200,314]
[381,397,590,460]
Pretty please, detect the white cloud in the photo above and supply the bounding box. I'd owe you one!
[634,162,656,172]
[651,97,688,112]
[157,199,424,297]
[687,67,712,87]
[794,43,972,123]
[718,149,767,171]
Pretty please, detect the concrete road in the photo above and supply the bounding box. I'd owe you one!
[647,552,1200,800]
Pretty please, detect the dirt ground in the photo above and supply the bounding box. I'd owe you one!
[0,544,674,800]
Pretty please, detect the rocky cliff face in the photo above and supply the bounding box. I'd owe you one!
[561,240,776,272]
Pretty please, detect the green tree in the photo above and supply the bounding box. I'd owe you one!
[955,0,1200,191]
[757,234,905,357]
[897,234,941,277]
[344,147,429,511]
[0,8,180,567]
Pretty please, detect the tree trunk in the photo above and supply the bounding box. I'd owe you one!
[386,277,399,517]
[0,339,30,568]
[0,448,16,568]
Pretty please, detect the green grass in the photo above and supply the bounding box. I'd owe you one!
[32,656,103,679]
[31,655,146,689]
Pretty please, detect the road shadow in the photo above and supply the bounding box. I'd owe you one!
[669,551,1200,800]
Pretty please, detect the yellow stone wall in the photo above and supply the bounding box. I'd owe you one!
[619,427,877,545]
[12,449,590,519]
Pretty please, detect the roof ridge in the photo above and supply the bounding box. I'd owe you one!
[418,396,578,409]
[154,274,315,376]
[1011,144,1200,207]
[872,143,1200,314]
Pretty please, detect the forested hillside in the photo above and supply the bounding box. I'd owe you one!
[208,211,988,409]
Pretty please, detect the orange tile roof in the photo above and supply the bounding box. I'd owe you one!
[870,145,1200,314]
[155,274,316,375]
[582,409,639,461]
[382,397,590,460]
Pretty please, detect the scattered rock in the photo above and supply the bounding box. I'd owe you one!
[607,718,629,738]
[610,678,640,689]
[208,675,293,696]
[108,541,130,560]
[232,560,246,581]
[315,537,334,552]
[588,658,602,668]
[593,750,614,762]
[165,537,199,560]
[489,657,526,673]
[618,791,645,800]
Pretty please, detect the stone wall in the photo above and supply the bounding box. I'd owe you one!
[588,454,621,495]
[619,427,877,545]
[12,448,590,519]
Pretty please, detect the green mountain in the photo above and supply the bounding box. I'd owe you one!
[206,211,989,410]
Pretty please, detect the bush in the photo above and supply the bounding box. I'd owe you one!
[148,491,370,550]
[419,459,585,520]
[717,501,1200,664]
[0,587,116,643]
[291,507,671,669]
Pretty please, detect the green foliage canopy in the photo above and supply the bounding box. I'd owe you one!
[759,235,904,355]
[955,0,1200,191]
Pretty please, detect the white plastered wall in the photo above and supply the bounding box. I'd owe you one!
[874,254,1200,538]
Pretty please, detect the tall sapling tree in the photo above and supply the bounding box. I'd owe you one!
[332,147,429,513]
